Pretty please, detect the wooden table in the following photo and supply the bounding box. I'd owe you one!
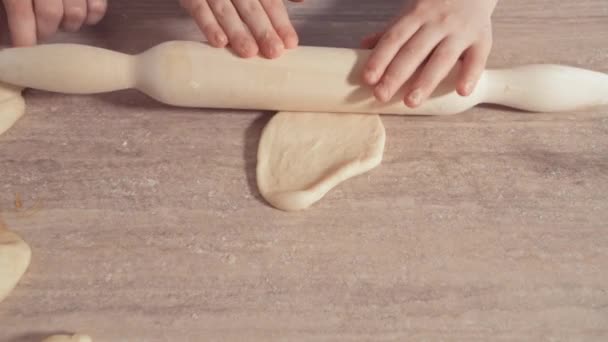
[1,1,607,341]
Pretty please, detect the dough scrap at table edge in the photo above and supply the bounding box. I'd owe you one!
[0,83,25,137]
[0,227,32,304]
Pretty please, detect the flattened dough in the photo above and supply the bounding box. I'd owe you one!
[0,228,31,303]
[257,112,385,211]
[41,334,92,342]
[0,82,25,137]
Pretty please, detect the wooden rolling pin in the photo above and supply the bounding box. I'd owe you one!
[0,41,606,114]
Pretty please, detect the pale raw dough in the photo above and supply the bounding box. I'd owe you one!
[41,334,92,342]
[0,42,606,122]
[257,112,385,211]
[0,82,25,137]
[0,42,607,139]
[0,228,31,304]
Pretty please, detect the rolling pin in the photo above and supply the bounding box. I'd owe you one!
[0,40,606,115]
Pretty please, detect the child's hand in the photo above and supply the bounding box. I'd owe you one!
[180,0,301,59]
[3,0,108,46]
[361,0,498,107]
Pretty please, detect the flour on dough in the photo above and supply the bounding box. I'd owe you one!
[0,228,31,303]
[257,112,386,211]
[41,334,92,342]
[0,82,25,137]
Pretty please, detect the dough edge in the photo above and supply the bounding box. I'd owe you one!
[0,228,32,304]
[256,112,386,211]
[0,83,26,137]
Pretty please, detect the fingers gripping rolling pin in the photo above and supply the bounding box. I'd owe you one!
[0,41,607,117]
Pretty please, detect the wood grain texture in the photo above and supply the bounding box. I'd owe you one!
[1,0,607,341]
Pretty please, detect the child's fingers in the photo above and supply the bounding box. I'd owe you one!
[33,0,63,40]
[260,0,299,49]
[404,38,465,107]
[62,0,87,32]
[85,0,107,25]
[457,39,491,96]
[185,0,228,47]
[373,25,445,102]
[363,17,421,85]
[3,0,37,46]
[233,0,283,58]
[207,0,258,57]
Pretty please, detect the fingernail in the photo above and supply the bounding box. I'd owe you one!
[375,83,390,102]
[214,32,227,46]
[267,41,284,59]
[463,81,474,95]
[408,89,422,106]
[284,34,298,49]
[240,44,252,56]
[238,41,257,57]
[364,68,378,84]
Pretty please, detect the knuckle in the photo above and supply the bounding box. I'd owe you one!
[434,13,459,31]
[262,0,282,8]
[212,2,232,19]
[379,29,403,45]
[398,44,416,58]
[434,45,458,60]
[242,0,261,15]
[206,0,219,8]
[471,22,493,41]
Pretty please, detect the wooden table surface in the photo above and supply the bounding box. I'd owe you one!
[1,0,607,341]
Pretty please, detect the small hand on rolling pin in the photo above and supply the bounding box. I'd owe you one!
[361,0,499,107]
[179,0,302,59]
[1,0,107,46]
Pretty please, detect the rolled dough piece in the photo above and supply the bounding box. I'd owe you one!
[41,334,92,342]
[0,228,31,304]
[257,112,385,211]
[0,83,25,136]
